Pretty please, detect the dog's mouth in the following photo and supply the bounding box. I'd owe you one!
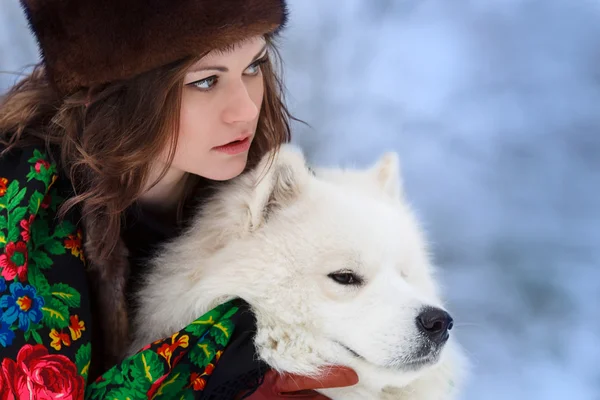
[397,352,441,371]
[334,340,441,372]
[335,341,365,361]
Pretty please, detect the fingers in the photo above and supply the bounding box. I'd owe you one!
[275,366,359,392]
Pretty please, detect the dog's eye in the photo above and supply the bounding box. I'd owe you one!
[328,271,363,286]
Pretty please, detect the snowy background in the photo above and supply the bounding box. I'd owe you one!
[2,0,599,399]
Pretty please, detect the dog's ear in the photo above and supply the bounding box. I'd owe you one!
[244,144,309,231]
[370,151,403,201]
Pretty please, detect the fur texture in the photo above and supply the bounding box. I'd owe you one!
[129,144,468,399]
[19,0,288,95]
[81,203,131,375]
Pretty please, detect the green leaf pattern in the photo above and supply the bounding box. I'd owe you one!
[86,301,240,399]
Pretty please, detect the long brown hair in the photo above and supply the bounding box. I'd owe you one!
[0,36,294,259]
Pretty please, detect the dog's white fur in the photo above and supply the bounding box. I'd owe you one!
[129,144,467,399]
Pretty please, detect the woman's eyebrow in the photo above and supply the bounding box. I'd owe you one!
[188,45,268,73]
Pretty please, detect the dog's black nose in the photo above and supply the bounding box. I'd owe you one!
[416,307,453,345]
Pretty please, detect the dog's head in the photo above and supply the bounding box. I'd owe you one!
[196,144,457,386]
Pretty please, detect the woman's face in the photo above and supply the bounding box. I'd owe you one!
[154,36,268,191]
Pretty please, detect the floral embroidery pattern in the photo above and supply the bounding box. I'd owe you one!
[69,314,85,340]
[0,178,8,197]
[64,231,84,262]
[157,332,190,367]
[0,148,92,395]
[0,147,244,399]
[0,242,28,281]
[0,282,44,331]
[1,344,84,399]
[86,301,239,399]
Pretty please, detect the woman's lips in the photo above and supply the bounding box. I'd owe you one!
[212,135,252,155]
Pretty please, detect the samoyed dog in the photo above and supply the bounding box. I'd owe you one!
[130,144,466,399]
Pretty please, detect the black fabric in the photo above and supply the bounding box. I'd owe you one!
[121,178,216,307]
[121,202,181,312]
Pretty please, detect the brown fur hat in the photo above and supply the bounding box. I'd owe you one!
[19,0,288,96]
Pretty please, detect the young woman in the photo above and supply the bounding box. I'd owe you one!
[0,1,357,398]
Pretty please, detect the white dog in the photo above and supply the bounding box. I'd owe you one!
[130,144,467,399]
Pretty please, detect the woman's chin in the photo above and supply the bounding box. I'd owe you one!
[198,157,249,181]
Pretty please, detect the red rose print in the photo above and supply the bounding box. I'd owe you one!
[1,344,84,400]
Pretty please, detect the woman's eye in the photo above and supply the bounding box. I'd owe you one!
[188,57,267,90]
[190,76,218,91]
[245,57,268,76]
[245,62,260,76]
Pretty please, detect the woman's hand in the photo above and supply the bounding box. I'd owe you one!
[241,366,359,399]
